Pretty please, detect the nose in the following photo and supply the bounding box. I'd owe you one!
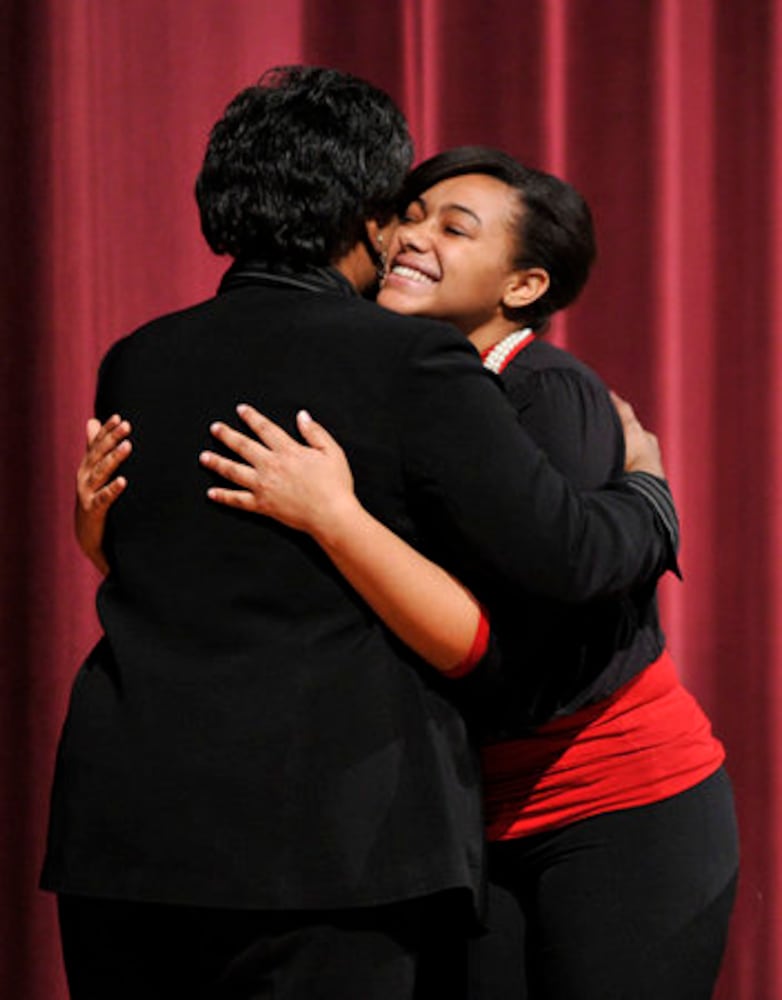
[395,217,430,252]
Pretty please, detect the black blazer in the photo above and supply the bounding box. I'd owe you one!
[41,267,676,913]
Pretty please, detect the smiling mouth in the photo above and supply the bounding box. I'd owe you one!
[389,263,438,285]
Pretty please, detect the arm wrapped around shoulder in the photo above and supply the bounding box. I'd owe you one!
[395,323,680,604]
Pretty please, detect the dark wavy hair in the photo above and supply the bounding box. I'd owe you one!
[196,66,413,269]
[400,146,596,332]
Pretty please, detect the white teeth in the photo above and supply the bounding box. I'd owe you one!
[391,264,436,284]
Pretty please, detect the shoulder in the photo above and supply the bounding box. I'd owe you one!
[505,338,606,388]
[502,339,624,485]
[503,340,613,410]
[353,297,470,349]
[99,298,216,363]
[335,299,482,376]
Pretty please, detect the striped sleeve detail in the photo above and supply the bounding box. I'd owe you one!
[622,472,682,577]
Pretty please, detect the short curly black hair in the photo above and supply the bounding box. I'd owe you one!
[195,66,413,270]
[401,147,596,332]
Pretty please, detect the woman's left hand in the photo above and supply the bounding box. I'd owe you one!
[200,404,360,539]
[75,414,132,574]
[611,391,665,479]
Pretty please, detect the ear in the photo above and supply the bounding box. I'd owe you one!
[365,217,381,252]
[503,267,550,310]
[365,217,396,257]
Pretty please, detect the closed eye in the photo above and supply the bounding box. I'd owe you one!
[399,198,425,225]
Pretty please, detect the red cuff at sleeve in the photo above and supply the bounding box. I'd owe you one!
[447,605,491,678]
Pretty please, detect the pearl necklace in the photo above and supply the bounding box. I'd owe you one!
[481,328,534,374]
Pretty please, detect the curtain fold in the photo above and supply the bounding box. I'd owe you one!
[1,2,776,996]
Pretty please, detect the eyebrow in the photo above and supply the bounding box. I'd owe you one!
[443,203,482,225]
[411,194,482,226]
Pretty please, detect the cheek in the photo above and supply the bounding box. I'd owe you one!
[445,249,496,290]
[480,252,518,296]
[452,264,505,309]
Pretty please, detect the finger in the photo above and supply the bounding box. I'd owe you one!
[88,420,132,466]
[236,403,297,452]
[91,414,128,447]
[78,474,127,514]
[609,389,629,413]
[206,486,260,511]
[91,476,128,510]
[200,450,259,490]
[296,410,339,452]
[609,391,637,427]
[209,420,270,464]
[86,418,103,444]
[84,439,132,490]
[87,414,120,445]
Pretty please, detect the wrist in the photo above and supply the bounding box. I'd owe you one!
[310,493,366,550]
[626,457,665,477]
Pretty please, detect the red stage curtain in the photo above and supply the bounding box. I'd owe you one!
[1,2,778,996]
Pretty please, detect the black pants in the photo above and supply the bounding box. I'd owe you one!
[469,768,739,1000]
[57,893,464,1000]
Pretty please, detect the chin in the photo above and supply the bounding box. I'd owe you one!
[377,288,426,316]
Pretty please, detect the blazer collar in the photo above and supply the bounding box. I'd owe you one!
[218,260,357,299]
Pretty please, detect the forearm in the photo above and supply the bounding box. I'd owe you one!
[312,496,483,673]
[75,513,110,575]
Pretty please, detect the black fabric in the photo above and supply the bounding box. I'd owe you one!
[218,260,357,298]
[57,894,454,1000]
[41,274,677,912]
[622,470,681,561]
[460,340,672,736]
[470,768,739,1000]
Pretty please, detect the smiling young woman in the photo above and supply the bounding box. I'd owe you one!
[379,172,548,352]
[204,148,737,1000]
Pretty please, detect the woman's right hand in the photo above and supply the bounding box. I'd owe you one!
[75,414,131,574]
[202,405,483,672]
[201,405,360,541]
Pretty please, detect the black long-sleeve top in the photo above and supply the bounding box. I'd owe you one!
[469,336,669,741]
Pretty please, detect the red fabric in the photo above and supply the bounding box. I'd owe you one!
[482,651,725,840]
[1,3,779,997]
[449,607,491,678]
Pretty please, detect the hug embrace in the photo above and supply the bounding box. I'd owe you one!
[45,66,737,1000]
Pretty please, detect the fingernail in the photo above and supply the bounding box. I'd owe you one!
[298,409,312,426]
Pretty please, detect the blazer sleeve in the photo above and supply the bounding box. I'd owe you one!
[395,324,678,604]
